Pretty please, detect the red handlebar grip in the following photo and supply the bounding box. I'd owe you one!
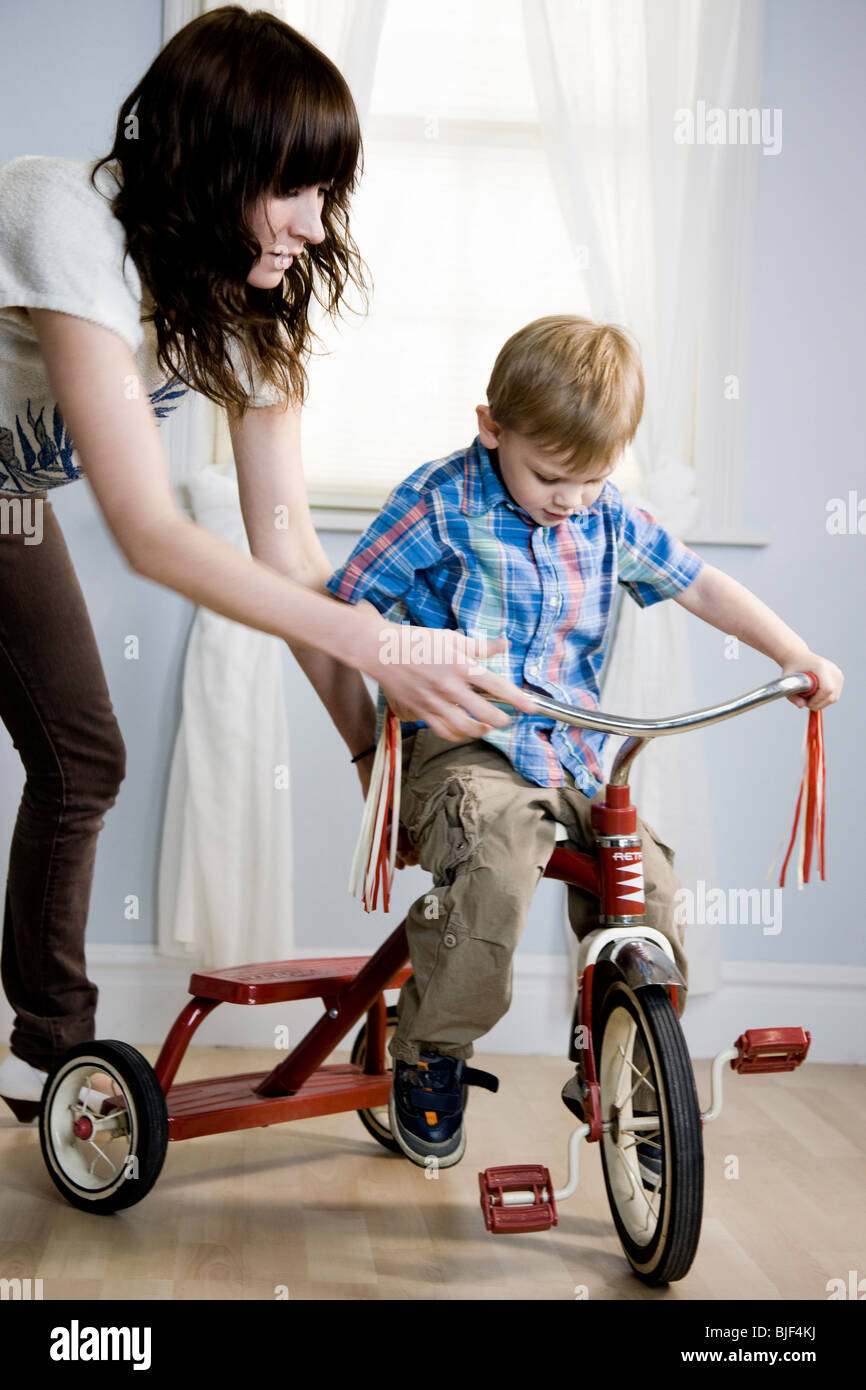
[801,670,819,696]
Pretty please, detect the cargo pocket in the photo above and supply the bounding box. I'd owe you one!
[403,768,481,885]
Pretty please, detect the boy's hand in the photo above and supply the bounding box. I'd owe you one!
[780,650,843,710]
[395,824,419,871]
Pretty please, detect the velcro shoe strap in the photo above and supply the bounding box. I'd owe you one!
[463,1066,499,1093]
[408,1087,462,1114]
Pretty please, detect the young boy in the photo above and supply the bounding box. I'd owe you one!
[327,315,842,1171]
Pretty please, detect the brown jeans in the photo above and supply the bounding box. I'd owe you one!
[0,491,126,1071]
[391,729,687,1093]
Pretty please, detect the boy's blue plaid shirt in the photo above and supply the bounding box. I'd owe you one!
[327,436,705,795]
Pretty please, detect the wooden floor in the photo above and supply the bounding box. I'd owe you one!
[1,1045,863,1301]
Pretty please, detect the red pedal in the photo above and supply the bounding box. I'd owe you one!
[731,1027,811,1073]
[478,1164,557,1233]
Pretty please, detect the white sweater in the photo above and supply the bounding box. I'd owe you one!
[0,155,278,495]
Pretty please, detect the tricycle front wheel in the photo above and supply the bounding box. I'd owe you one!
[597,982,703,1285]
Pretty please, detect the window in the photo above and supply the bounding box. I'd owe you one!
[215,0,592,507]
[209,0,763,543]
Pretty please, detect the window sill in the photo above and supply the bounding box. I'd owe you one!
[682,530,772,548]
[311,504,386,532]
[310,502,773,547]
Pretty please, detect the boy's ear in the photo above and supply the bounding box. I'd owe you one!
[476,403,501,448]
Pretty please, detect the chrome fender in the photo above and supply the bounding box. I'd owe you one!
[598,938,686,993]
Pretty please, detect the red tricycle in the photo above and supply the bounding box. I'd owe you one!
[38,671,819,1286]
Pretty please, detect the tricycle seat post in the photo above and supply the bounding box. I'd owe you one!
[590,783,646,922]
[590,782,637,836]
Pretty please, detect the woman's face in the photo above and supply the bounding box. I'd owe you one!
[245,184,331,287]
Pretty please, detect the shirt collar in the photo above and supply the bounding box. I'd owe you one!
[461,434,606,524]
[461,436,512,516]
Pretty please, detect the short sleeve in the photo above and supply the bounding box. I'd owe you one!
[225,331,288,408]
[327,478,442,617]
[0,156,144,356]
[616,495,705,608]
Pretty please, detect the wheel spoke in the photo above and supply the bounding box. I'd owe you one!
[613,1139,659,1227]
[85,1137,119,1178]
[613,1137,640,1200]
[615,1043,657,1110]
[617,1136,664,1222]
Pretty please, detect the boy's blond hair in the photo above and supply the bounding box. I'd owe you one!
[486,315,644,473]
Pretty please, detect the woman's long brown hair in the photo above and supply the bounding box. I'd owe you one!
[91,5,370,414]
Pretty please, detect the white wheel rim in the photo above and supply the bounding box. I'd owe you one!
[599,1003,664,1246]
[44,1057,137,1200]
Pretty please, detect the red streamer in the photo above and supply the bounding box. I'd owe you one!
[362,710,400,913]
[779,709,826,889]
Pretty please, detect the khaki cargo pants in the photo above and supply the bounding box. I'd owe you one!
[390,729,688,1088]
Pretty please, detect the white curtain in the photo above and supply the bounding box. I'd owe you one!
[156,0,387,964]
[523,0,765,993]
[156,465,294,965]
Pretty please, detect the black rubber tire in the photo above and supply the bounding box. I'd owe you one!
[597,982,703,1285]
[350,1005,402,1154]
[39,1040,169,1214]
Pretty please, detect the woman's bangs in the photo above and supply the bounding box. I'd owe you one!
[270,70,360,196]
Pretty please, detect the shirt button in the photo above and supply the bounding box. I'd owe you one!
[443,932,457,948]
[549,594,559,607]
[529,664,540,676]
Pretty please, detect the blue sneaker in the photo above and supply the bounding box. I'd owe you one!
[389,1051,499,1169]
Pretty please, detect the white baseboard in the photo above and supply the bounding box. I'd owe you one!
[1,946,863,1065]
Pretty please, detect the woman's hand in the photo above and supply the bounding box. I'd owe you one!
[780,650,844,710]
[365,619,536,742]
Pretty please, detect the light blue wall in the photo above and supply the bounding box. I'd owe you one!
[0,0,862,971]
[0,0,181,954]
[683,0,865,967]
[0,0,163,164]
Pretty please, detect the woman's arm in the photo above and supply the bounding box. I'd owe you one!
[30,311,535,738]
[228,395,377,783]
[674,563,843,710]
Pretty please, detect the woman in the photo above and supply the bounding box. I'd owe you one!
[0,7,531,1120]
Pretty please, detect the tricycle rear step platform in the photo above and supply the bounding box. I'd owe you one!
[188,957,412,1006]
[166,1063,392,1141]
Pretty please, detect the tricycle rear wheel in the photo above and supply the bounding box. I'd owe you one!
[350,1005,402,1154]
[39,1040,168,1213]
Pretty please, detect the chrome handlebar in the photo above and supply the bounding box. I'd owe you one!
[525,671,817,738]
[505,671,818,786]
